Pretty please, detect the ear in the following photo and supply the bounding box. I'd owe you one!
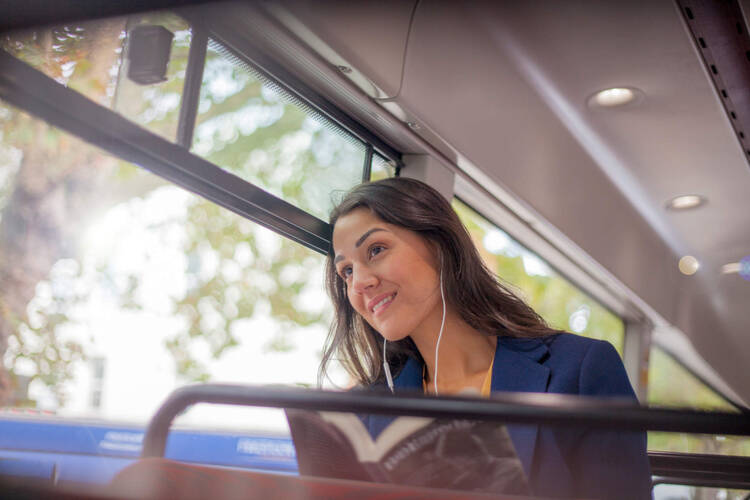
[424,238,444,272]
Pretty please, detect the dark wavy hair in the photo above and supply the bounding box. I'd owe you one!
[319,177,563,387]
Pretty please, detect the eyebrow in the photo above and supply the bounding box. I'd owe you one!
[333,227,387,265]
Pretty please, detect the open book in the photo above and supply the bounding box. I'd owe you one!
[285,409,529,495]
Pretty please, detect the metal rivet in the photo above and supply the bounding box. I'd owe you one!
[336,65,352,74]
[407,122,420,130]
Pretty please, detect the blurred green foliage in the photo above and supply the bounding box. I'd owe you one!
[648,347,750,457]
[453,199,624,353]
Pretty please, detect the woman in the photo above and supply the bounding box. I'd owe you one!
[320,177,652,499]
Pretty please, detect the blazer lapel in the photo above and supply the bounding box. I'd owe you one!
[366,338,552,480]
[491,337,551,478]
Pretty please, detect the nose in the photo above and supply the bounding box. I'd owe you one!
[351,264,378,293]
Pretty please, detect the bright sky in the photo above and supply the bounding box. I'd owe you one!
[26,185,347,433]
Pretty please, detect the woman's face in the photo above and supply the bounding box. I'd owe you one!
[332,208,442,342]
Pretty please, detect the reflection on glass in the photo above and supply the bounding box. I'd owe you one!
[2,20,126,107]
[0,102,342,429]
[192,39,365,220]
[2,11,191,143]
[647,347,749,457]
[453,199,625,354]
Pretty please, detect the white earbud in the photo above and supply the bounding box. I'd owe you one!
[383,337,394,393]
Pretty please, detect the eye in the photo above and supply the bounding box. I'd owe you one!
[339,265,352,280]
[368,244,386,259]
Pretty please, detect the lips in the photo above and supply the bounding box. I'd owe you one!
[368,292,396,314]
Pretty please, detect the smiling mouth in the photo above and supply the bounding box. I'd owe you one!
[372,293,396,314]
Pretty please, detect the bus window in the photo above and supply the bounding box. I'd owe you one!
[0,99,347,476]
[2,14,375,222]
[191,38,367,219]
[2,12,191,143]
[648,347,750,458]
[453,199,625,355]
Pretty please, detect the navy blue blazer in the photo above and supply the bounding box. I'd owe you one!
[362,333,652,500]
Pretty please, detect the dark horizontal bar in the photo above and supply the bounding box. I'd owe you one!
[0,0,214,33]
[0,50,332,254]
[141,383,750,458]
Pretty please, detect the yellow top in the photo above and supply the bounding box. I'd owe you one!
[480,357,495,397]
[423,357,495,396]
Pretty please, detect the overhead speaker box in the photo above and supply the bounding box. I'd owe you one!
[127,24,174,85]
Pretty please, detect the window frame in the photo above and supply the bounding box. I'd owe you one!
[0,12,400,255]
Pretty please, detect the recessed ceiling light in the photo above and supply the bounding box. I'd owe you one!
[588,87,643,108]
[666,194,706,211]
[678,255,700,275]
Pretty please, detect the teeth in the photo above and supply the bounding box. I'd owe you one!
[372,294,395,312]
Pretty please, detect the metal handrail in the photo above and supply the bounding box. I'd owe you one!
[141,383,750,458]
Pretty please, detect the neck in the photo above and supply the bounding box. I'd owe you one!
[410,310,496,393]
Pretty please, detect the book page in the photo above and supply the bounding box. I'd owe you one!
[318,411,434,463]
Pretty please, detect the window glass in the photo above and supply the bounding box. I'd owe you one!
[0,101,343,433]
[191,39,365,220]
[2,12,191,143]
[648,347,736,411]
[647,347,750,457]
[453,199,625,354]
[653,484,749,500]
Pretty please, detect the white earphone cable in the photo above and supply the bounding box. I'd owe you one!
[383,337,394,393]
[433,270,446,396]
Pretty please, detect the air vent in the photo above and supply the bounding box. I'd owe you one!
[678,0,750,165]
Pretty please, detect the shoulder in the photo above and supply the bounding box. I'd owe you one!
[542,333,636,399]
[546,331,611,352]
[497,331,616,361]
[546,332,622,367]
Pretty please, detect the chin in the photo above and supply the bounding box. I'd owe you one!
[378,327,411,343]
[365,317,412,342]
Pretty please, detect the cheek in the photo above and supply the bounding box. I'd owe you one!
[346,286,366,315]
